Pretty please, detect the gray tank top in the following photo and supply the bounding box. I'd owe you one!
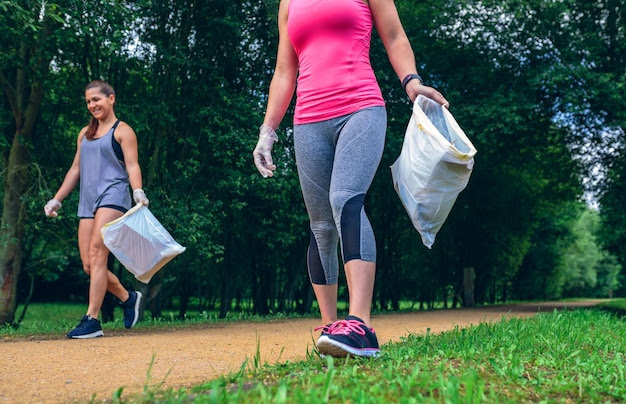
[77,120,132,217]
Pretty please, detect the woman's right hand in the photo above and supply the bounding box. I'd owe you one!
[44,199,62,217]
[253,125,279,178]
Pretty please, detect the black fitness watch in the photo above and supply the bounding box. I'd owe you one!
[402,73,423,90]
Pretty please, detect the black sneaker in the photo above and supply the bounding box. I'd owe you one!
[67,315,104,339]
[316,315,380,358]
[122,291,142,329]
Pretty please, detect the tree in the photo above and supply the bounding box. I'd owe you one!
[561,209,602,295]
[598,144,626,294]
[372,0,583,305]
[6,0,624,322]
[0,1,63,324]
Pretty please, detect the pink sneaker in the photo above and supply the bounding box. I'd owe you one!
[316,316,380,358]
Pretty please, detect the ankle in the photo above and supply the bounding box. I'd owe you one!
[348,313,370,327]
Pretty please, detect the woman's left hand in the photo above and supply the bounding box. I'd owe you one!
[405,81,450,108]
[133,189,149,206]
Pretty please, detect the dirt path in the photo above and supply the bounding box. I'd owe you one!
[0,300,606,403]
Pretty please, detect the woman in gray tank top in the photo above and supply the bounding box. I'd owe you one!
[44,80,149,339]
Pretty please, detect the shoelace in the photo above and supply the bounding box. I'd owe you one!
[315,319,374,336]
[314,321,341,334]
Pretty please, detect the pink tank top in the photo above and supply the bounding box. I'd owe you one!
[287,0,385,124]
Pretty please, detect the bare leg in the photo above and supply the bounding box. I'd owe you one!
[344,259,376,326]
[107,272,129,302]
[78,208,129,319]
[312,283,338,325]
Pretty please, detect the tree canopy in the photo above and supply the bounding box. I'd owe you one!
[1,0,623,325]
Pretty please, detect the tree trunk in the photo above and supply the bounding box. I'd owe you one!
[0,135,31,323]
[0,6,55,323]
[0,83,44,324]
[463,267,475,308]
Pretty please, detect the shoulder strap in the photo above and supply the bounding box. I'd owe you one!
[110,120,125,162]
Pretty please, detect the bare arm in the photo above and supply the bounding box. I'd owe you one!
[115,122,143,192]
[262,0,299,130]
[370,0,449,105]
[52,130,84,202]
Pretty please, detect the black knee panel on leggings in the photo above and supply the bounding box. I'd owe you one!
[341,193,365,262]
[308,230,327,284]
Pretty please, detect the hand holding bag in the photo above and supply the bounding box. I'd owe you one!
[391,95,477,248]
[101,203,186,283]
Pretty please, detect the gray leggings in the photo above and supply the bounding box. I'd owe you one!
[294,106,387,285]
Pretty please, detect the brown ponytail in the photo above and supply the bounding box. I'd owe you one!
[84,80,116,140]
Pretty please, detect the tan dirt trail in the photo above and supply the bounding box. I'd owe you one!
[0,300,606,403]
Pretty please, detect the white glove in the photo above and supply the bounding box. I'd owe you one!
[253,125,278,178]
[133,189,149,206]
[44,199,62,217]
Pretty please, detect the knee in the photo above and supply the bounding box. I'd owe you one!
[87,244,108,270]
[82,263,91,275]
[341,194,365,218]
[338,194,367,262]
[329,191,364,220]
[331,193,365,228]
[310,220,337,241]
[329,191,349,218]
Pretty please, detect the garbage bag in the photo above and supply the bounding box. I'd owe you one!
[101,204,186,283]
[390,95,477,248]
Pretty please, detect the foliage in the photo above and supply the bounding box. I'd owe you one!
[514,202,581,300]
[599,142,626,295]
[0,0,68,323]
[561,208,621,297]
[1,0,624,323]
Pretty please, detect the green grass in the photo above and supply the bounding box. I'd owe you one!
[598,298,626,312]
[4,301,626,403]
[1,303,87,336]
[128,307,626,403]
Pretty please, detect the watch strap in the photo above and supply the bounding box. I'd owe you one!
[402,73,423,90]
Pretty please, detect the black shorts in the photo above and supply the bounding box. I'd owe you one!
[79,204,128,219]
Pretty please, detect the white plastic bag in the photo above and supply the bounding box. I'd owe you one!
[101,204,186,283]
[391,95,477,248]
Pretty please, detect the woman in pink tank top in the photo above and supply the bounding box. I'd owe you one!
[253,0,449,358]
